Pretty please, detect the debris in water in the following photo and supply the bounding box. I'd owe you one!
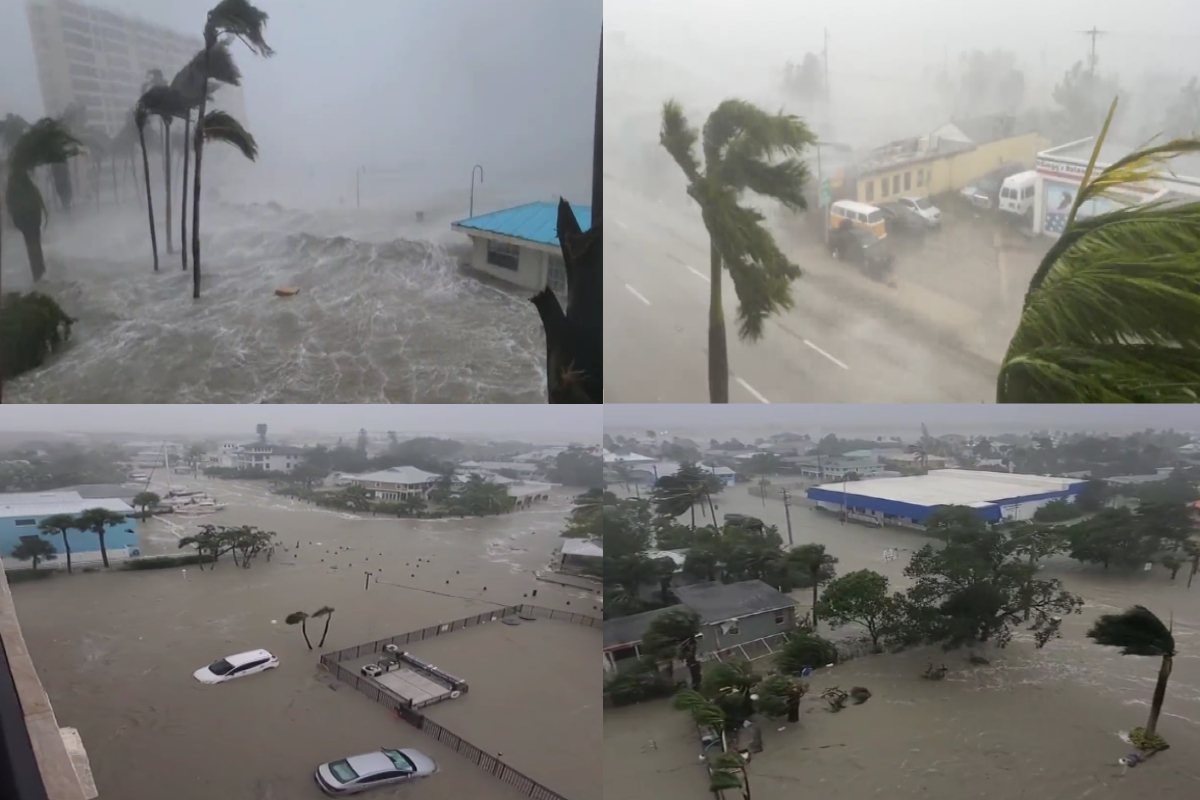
[275,286,300,297]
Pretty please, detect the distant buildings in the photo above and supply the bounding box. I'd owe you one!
[234,443,306,474]
[451,201,589,296]
[25,0,248,137]
[345,466,441,501]
[0,490,138,563]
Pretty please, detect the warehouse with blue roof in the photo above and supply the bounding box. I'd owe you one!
[806,469,1085,526]
[451,201,592,295]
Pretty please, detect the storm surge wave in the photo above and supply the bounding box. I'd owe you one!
[4,202,546,403]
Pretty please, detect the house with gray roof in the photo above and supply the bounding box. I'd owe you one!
[345,466,442,500]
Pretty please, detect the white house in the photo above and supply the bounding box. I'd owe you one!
[235,443,306,474]
[450,201,591,296]
[345,466,442,501]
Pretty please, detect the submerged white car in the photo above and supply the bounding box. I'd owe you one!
[193,648,279,684]
[315,748,438,795]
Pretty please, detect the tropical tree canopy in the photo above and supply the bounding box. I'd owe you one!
[1086,605,1176,657]
[998,97,1200,402]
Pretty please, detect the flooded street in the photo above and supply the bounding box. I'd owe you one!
[10,476,601,800]
[606,478,1200,800]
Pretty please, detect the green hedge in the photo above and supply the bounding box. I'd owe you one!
[5,569,55,583]
[0,291,76,380]
[122,554,214,570]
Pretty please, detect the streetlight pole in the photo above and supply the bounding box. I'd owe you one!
[780,489,794,547]
[470,164,484,218]
[356,166,366,209]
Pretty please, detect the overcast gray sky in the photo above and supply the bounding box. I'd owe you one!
[0,405,602,440]
[604,405,1200,436]
[1,0,600,206]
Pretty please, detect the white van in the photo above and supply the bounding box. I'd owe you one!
[998,171,1037,218]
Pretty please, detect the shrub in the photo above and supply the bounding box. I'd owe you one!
[122,554,214,570]
[775,632,840,674]
[5,568,55,584]
[603,659,678,706]
[0,291,76,380]
[1033,499,1081,523]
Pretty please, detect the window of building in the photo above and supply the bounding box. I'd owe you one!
[13,518,38,527]
[774,611,787,625]
[879,178,889,199]
[892,175,901,195]
[864,180,874,202]
[69,63,98,78]
[723,623,740,636]
[904,171,912,191]
[547,254,567,298]
[63,31,94,50]
[485,240,520,272]
[917,170,925,187]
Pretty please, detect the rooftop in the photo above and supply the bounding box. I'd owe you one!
[451,201,592,247]
[603,606,681,650]
[349,466,442,486]
[0,491,134,519]
[673,579,796,625]
[857,135,975,176]
[1042,138,1200,184]
[602,450,655,464]
[561,539,603,558]
[809,469,1082,507]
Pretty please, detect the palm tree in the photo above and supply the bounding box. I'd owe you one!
[641,608,703,685]
[706,750,752,800]
[4,117,81,282]
[997,97,1200,402]
[38,513,78,574]
[1086,605,1177,745]
[785,544,838,628]
[11,538,57,570]
[313,605,335,647]
[132,490,161,516]
[192,0,274,300]
[285,610,312,649]
[171,41,241,271]
[74,507,129,568]
[143,69,175,254]
[659,98,814,402]
[134,102,159,271]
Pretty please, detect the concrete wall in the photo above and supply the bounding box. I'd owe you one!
[0,515,139,559]
[469,235,550,291]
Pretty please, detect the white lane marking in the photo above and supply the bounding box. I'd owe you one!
[685,264,710,283]
[804,339,850,370]
[735,377,771,404]
[624,284,651,306]
[615,218,629,230]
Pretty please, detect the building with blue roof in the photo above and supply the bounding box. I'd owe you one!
[451,201,591,295]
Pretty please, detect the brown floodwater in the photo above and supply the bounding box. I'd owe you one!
[11,475,601,800]
[605,479,1200,800]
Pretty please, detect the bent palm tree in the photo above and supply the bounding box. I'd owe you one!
[1087,605,1177,744]
[285,610,312,649]
[75,507,129,568]
[38,513,78,574]
[4,117,81,282]
[171,40,241,271]
[133,103,159,271]
[144,69,175,254]
[660,98,814,402]
[313,605,335,647]
[192,0,274,300]
[998,97,1200,402]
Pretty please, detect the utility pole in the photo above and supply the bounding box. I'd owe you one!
[1082,26,1106,77]
[780,489,794,547]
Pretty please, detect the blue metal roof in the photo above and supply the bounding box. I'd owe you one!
[451,201,592,247]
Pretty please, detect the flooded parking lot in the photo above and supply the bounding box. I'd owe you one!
[10,477,600,800]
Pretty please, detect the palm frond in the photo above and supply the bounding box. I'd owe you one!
[200,110,258,161]
[660,99,701,182]
[172,41,242,105]
[7,118,82,174]
[138,85,192,121]
[1086,605,1176,656]
[207,0,275,57]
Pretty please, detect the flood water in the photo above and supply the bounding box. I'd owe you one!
[10,475,601,800]
[605,478,1200,800]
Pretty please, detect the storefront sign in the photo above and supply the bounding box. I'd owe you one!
[1036,158,1091,179]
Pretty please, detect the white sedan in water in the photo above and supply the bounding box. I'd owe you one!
[192,649,280,684]
[315,748,438,795]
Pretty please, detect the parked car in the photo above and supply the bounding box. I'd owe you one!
[828,224,894,276]
[896,196,942,227]
[315,748,438,795]
[192,649,279,684]
[878,204,927,237]
[960,163,1027,210]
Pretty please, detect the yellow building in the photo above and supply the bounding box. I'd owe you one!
[851,115,1049,205]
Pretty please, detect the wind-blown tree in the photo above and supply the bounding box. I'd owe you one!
[1087,605,1177,748]
[817,569,896,648]
[74,507,129,568]
[191,0,274,300]
[178,523,233,568]
[786,543,838,628]
[11,538,57,570]
[641,608,703,686]
[133,102,159,271]
[4,117,81,281]
[0,291,76,386]
[132,490,161,516]
[285,610,312,649]
[652,462,722,528]
[143,69,175,254]
[38,513,78,574]
[313,605,335,647]
[997,97,1200,402]
[171,41,241,271]
[659,98,814,402]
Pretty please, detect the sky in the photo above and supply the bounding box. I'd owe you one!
[1,0,601,207]
[603,405,1200,437]
[0,405,603,440]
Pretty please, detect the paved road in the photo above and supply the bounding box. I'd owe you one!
[605,177,1002,403]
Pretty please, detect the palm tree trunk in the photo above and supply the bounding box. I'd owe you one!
[137,126,159,271]
[1145,654,1174,738]
[181,114,190,271]
[163,119,173,254]
[63,533,73,575]
[20,228,46,283]
[300,620,312,649]
[811,581,819,628]
[708,241,729,403]
[97,532,109,568]
[318,615,332,648]
[689,504,696,529]
[704,489,718,527]
[191,47,210,299]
